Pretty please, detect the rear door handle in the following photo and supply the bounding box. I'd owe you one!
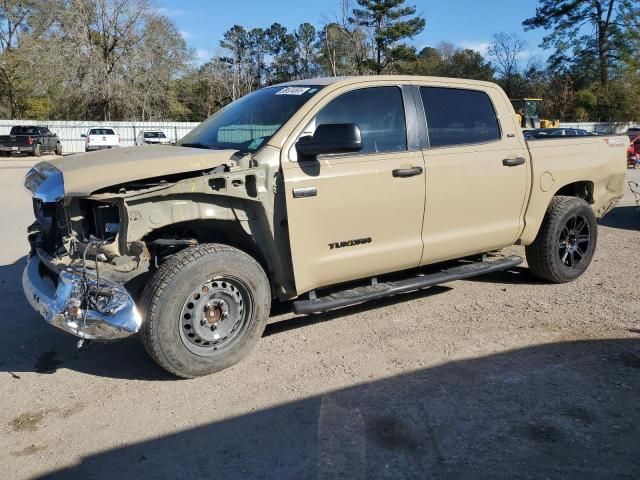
[392,166,423,178]
[503,157,526,167]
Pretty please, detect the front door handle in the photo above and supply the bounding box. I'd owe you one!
[502,157,526,167]
[292,186,317,198]
[392,166,424,178]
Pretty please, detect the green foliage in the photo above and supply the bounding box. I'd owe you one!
[350,0,425,73]
[405,44,494,81]
[524,0,640,120]
[524,0,639,84]
[574,89,598,119]
[23,96,53,119]
[316,22,368,76]
[296,23,317,78]
[1,0,638,122]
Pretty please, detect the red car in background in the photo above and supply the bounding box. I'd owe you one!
[627,129,640,168]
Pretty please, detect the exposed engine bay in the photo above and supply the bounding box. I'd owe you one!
[26,150,279,290]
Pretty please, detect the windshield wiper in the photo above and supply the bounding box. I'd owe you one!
[179,142,215,149]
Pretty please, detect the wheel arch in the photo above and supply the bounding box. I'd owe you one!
[519,180,596,245]
[143,219,272,287]
[554,180,594,203]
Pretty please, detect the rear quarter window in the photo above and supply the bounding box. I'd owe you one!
[420,87,501,148]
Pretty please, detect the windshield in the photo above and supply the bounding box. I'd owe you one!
[178,85,323,152]
[523,100,540,118]
[144,132,166,138]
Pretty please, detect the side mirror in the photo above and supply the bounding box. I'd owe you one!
[80,134,86,138]
[296,123,362,157]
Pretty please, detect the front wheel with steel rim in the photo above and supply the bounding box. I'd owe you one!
[179,277,253,357]
[526,196,597,283]
[140,244,271,378]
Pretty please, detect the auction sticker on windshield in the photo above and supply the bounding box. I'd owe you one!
[276,87,310,95]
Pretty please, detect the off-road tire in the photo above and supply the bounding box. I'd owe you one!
[33,143,42,157]
[140,244,271,378]
[55,143,62,156]
[526,196,597,283]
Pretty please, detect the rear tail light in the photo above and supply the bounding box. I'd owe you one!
[27,136,33,145]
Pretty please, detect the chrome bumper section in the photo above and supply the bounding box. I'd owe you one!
[22,256,141,340]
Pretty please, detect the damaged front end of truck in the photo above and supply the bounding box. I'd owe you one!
[22,145,291,342]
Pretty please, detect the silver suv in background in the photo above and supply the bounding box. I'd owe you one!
[136,130,171,146]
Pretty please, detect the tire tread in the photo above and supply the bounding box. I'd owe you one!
[525,196,595,283]
[140,243,264,378]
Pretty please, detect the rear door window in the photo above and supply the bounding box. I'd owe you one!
[419,87,501,148]
[315,86,407,155]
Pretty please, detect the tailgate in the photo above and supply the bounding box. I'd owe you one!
[0,135,29,147]
[88,135,118,146]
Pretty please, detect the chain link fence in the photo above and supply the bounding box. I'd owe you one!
[2,119,637,154]
[0,120,201,154]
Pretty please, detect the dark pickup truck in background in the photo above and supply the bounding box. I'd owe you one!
[0,125,63,157]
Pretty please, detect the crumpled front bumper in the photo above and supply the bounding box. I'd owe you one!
[22,256,142,340]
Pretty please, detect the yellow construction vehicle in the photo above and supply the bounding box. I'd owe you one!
[510,98,560,129]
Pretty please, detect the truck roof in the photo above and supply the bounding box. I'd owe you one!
[278,75,500,90]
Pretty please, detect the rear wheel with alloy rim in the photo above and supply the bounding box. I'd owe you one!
[526,196,597,283]
[558,214,591,268]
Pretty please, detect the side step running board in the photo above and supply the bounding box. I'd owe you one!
[292,255,523,315]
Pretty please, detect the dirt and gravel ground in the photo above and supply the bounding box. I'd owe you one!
[0,158,638,479]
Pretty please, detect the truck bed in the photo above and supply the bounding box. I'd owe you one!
[520,134,628,244]
[0,134,35,152]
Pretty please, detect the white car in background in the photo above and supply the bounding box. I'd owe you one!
[81,127,121,152]
[136,130,171,146]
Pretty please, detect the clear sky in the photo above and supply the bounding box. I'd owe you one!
[156,0,548,63]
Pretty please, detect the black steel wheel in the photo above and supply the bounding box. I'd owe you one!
[526,196,597,283]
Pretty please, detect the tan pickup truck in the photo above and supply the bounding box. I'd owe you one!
[22,76,627,377]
